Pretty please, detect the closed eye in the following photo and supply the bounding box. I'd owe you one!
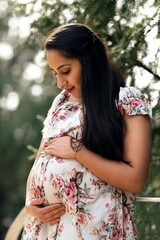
[62,70,70,75]
[51,69,70,77]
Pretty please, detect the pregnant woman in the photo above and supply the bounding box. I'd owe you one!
[22,23,152,240]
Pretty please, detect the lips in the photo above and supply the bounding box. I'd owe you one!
[66,87,74,93]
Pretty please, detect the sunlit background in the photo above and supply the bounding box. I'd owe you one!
[0,0,160,239]
[0,0,159,111]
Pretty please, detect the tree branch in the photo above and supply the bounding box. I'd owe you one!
[136,60,160,80]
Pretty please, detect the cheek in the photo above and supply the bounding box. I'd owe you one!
[70,72,81,87]
[76,68,82,87]
[70,63,82,87]
[75,75,81,88]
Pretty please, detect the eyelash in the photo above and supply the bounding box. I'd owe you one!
[63,70,70,75]
[53,70,70,77]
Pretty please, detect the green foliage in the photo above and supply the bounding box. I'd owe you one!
[27,144,38,161]
[135,202,160,240]
[0,0,160,239]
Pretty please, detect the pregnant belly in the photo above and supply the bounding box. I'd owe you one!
[32,154,108,214]
[32,154,83,211]
[48,158,84,211]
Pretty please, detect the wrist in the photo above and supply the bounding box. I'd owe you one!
[75,144,85,160]
[70,137,83,155]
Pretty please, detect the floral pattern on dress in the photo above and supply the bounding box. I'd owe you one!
[22,87,151,240]
[118,87,152,119]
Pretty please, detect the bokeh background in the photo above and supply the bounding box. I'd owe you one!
[0,0,160,239]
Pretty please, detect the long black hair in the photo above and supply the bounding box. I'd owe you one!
[44,23,126,162]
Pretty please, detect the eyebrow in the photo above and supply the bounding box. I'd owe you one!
[50,64,71,71]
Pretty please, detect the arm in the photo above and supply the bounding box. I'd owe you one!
[76,114,152,194]
[44,114,152,194]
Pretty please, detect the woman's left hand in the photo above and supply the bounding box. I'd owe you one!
[43,136,76,159]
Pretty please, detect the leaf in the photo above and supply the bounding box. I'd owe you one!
[76,172,83,186]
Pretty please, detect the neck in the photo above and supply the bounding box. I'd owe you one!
[68,94,82,103]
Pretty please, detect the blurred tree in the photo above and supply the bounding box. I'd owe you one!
[0,0,159,239]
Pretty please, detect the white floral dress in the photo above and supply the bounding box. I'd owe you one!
[22,87,152,240]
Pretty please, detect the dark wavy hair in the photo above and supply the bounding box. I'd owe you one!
[44,23,126,162]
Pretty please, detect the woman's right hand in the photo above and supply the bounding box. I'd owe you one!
[26,198,66,225]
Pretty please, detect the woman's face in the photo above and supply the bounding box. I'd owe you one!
[46,49,82,100]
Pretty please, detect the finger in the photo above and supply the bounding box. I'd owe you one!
[48,218,60,225]
[43,142,48,148]
[47,207,65,218]
[50,204,65,211]
[43,205,65,216]
[43,139,55,148]
[47,138,56,145]
[44,209,65,222]
[29,198,45,206]
[45,146,55,151]
[45,213,61,222]
[44,150,54,156]
[44,149,56,155]
[44,143,56,150]
[40,203,64,214]
[43,208,65,221]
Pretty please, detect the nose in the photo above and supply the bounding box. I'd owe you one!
[57,76,67,89]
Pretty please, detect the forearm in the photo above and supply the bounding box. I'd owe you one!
[44,115,151,194]
[76,146,143,194]
[75,115,151,194]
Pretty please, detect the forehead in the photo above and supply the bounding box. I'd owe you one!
[46,49,69,63]
[46,49,80,69]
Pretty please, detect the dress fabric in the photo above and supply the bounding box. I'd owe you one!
[21,87,152,240]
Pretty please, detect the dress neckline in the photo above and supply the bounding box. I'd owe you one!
[60,90,82,105]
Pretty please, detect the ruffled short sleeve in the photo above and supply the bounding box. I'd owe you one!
[118,87,152,120]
